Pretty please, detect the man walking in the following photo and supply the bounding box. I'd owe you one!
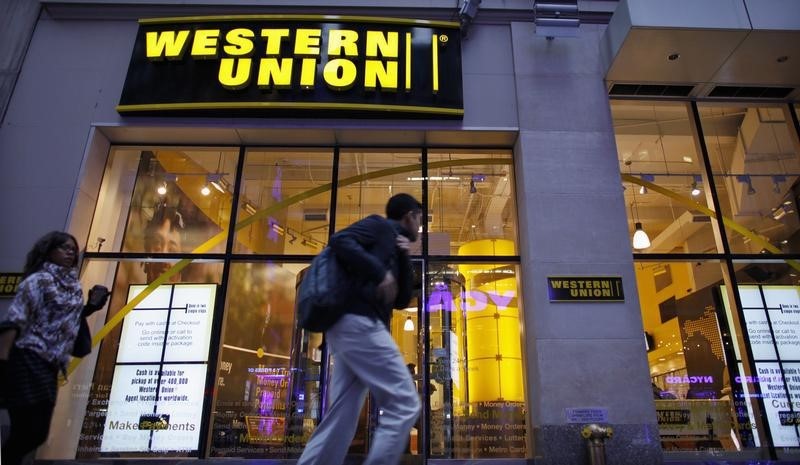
[297,193,423,465]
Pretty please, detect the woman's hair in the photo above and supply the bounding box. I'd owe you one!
[23,231,79,278]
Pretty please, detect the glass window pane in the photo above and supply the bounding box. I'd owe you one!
[636,259,767,452]
[234,149,334,254]
[210,261,313,458]
[611,101,718,254]
[88,147,239,256]
[77,259,224,458]
[427,150,516,256]
[75,143,526,461]
[425,262,527,459]
[725,261,800,448]
[335,149,422,243]
[700,104,800,254]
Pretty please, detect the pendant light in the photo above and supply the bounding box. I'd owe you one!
[630,183,650,250]
[632,222,651,250]
[404,316,415,332]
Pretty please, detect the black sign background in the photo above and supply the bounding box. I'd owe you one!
[118,16,463,118]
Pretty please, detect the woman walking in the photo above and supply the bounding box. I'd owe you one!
[0,231,109,465]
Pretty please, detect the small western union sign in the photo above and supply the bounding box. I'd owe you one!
[0,272,23,298]
[547,276,624,302]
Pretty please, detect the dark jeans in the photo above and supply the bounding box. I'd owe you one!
[1,401,55,465]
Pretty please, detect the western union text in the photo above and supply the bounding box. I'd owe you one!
[145,28,416,91]
[549,279,618,298]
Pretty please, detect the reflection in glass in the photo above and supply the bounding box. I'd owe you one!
[426,261,526,459]
[721,262,800,448]
[211,261,313,458]
[700,104,800,254]
[427,150,516,256]
[335,149,422,236]
[234,149,333,254]
[611,101,717,254]
[78,144,527,461]
[89,148,239,257]
[636,260,773,451]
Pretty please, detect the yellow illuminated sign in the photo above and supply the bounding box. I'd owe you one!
[0,272,22,298]
[119,16,464,117]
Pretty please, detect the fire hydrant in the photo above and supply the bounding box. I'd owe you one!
[581,423,613,465]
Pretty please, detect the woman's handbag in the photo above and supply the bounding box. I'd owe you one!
[71,318,92,358]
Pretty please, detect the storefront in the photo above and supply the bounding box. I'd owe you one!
[0,1,798,464]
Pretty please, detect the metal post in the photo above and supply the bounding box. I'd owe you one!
[581,424,613,465]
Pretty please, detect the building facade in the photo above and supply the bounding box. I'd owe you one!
[0,1,798,464]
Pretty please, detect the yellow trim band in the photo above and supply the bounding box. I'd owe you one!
[405,32,412,92]
[139,15,460,29]
[432,34,439,93]
[116,101,464,116]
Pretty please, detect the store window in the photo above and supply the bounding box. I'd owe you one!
[635,260,749,451]
[335,149,423,233]
[427,150,517,256]
[724,261,800,449]
[612,101,716,254]
[699,104,800,255]
[210,260,313,457]
[76,258,224,457]
[615,100,800,457]
[233,149,333,254]
[74,144,526,461]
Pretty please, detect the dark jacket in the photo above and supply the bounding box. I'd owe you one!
[328,214,414,327]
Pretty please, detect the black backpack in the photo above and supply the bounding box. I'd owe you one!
[296,247,351,332]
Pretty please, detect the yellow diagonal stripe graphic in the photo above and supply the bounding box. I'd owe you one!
[68,158,510,375]
[622,174,800,273]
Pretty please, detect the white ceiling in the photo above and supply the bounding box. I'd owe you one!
[602,0,800,97]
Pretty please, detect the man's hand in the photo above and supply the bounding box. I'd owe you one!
[396,235,411,253]
[376,270,399,306]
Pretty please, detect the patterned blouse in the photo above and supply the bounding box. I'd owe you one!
[1,261,84,371]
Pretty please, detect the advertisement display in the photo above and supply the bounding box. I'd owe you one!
[754,362,800,447]
[100,284,217,453]
[722,285,800,448]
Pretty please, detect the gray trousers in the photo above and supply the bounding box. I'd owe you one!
[298,314,421,465]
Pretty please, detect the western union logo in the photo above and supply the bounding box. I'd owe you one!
[547,276,624,302]
[0,272,22,298]
[146,28,409,91]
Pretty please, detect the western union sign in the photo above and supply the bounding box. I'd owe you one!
[547,276,624,302]
[117,15,463,117]
[0,272,23,298]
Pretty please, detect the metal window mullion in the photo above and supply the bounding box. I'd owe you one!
[690,101,776,458]
[198,145,246,458]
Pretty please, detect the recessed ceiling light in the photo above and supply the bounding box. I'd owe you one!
[682,156,693,163]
